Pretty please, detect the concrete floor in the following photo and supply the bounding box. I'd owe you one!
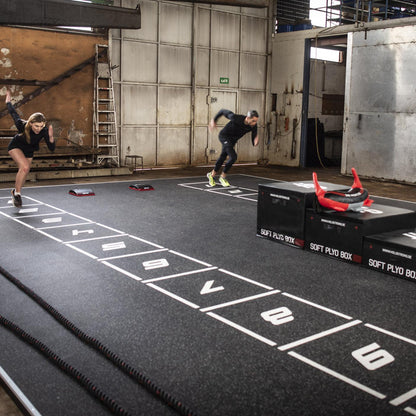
[0,163,415,415]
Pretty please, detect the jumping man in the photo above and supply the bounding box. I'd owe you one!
[5,90,55,207]
[207,109,259,187]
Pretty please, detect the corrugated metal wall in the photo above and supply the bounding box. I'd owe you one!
[111,0,270,167]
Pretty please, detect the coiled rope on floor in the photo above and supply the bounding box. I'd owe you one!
[0,265,196,416]
[0,314,132,416]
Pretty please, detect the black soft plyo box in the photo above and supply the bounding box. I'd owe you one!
[257,180,344,248]
[304,204,416,264]
[363,228,416,282]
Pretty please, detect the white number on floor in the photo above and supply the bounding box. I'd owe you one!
[351,342,395,370]
[142,259,169,270]
[261,307,294,326]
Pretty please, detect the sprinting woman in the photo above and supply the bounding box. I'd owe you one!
[5,90,55,207]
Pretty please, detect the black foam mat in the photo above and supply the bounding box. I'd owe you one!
[0,175,415,416]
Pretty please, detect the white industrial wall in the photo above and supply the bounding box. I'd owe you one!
[342,25,416,183]
[111,0,270,167]
[270,21,416,184]
[267,32,305,166]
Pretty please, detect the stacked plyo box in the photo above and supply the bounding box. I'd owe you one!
[304,204,416,264]
[257,181,416,282]
[257,181,344,249]
[363,228,416,283]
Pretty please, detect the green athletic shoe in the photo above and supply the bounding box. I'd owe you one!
[207,172,216,187]
[219,176,230,187]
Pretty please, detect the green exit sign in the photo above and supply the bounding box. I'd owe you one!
[220,77,229,84]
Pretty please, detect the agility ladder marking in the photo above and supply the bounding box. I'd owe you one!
[0,192,416,415]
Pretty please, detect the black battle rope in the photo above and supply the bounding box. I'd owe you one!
[0,314,131,416]
[0,265,196,416]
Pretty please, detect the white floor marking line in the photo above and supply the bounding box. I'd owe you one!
[239,173,280,181]
[98,248,169,262]
[9,218,36,230]
[178,182,257,193]
[235,196,257,203]
[169,250,213,267]
[0,203,40,209]
[206,190,238,197]
[128,234,165,249]
[147,283,200,309]
[282,292,354,320]
[12,212,65,220]
[365,324,416,346]
[0,366,43,416]
[64,233,129,244]
[179,179,208,184]
[178,181,210,186]
[65,212,97,223]
[101,261,142,281]
[24,195,63,206]
[390,387,416,406]
[219,268,274,290]
[24,196,93,222]
[200,289,281,312]
[287,351,387,400]
[36,230,63,243]
[229,187,257,194]
[180,185,209,191]
[64,243,98,259]
[142,267,218,283]
[96,222,127,234]
[37,222,94,230]
[405,407,416,416]
[207,312,277,346]
[278,320,362,351]
[179,181,259,202]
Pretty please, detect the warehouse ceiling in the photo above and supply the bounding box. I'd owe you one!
[169,0,268,7]
[0,0,141,29]
[277,0,310,24]
[0,0,269,30]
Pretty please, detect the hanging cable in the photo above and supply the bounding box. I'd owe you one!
[0,265,196,416]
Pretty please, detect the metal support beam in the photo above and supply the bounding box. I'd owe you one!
[169,0,268,7]
[0,54,101,119]
[0,79,49,86]
[0,0,141,29]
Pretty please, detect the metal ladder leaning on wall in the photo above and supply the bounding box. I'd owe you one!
[94,44,119,166]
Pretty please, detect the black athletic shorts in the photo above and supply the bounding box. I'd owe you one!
[8,136,35,158]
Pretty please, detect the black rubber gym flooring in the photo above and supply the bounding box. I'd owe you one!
[0,174,415,416]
